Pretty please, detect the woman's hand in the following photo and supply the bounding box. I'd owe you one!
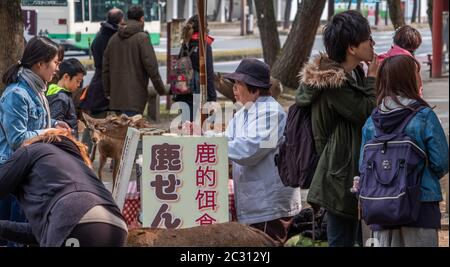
[54,120,71,131]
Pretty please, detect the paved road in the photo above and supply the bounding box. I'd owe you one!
[69,28,434,66]
[79,29,434,84]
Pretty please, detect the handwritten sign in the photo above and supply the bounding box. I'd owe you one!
[141,136,229,229]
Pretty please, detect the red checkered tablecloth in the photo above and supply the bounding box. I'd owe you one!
[122,181,141,229]
[228,179,237,222]
[122,179,237,227]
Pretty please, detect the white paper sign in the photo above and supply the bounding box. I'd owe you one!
[113,127,140,211]
[141,135,229,229]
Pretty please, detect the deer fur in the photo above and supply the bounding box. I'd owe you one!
[82,113,150,186]
[127,222,278,247]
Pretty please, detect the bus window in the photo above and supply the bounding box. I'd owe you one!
[144,0,159,21]
[91,0,158,22]
[74,0,83,22]
[91,0,127,22]
[22,0,67,6]
[84,0,90,21]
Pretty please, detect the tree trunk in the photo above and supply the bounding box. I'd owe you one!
[0,0,24,94]
[213,0,223,21]
[347,0,352,10]
[283,0,293,29]
[411,0,417,23]
[178,0,186,18]
[427,0,432,33]
[228,0,234,22]
[356,0,362,12]
[387,0,405,29]
[254,0,281,66]
[328,0,335,21]
[271,0,326,89]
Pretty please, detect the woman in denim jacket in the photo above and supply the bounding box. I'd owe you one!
[360,55,449,247]
[0,37,69,246]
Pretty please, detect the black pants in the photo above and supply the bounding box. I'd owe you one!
[63,223,127,247]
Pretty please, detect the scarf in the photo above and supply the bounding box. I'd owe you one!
[191,32,214,45]
[18,67,52,128]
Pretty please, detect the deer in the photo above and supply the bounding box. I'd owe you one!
[127,222,278,247]
[82,113,151,186]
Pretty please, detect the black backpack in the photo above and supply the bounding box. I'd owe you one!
[276,104,319,189]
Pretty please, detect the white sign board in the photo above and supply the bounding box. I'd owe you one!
[113,127,140,211]
[142,135,229,229]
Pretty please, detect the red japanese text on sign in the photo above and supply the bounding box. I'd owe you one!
[195,190,218,211]
[195,213,217,226]
[195,143,217,164]
[196,166,217,187]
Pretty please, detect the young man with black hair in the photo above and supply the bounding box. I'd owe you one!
[296,10,379,247]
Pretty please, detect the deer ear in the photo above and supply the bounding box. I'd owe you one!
[130,115,142,123]
[82,112,95,126]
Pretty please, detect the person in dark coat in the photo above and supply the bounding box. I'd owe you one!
[79,8,124,117]
[103,5,167,116]
[173,15,217,122]
[0,130,128,247]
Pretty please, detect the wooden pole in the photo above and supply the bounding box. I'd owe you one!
[197,0,208,129]
[166,21,172,111]
[432,0,443,78]
[241,0,247,36]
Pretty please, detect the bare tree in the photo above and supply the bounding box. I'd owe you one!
[283,0,293,29]
[0,0,24,93]
[411,0,418,23]
[328,0,335,21]
[213,0,223,21]
[387,0,405,29]
[271,0,326,89]
[228,0,234,22]
[178,0,186,18]
[427,0,432,32]
[254,0,281,66]
[356,0,362,12]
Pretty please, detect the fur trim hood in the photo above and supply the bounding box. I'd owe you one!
[299,53,347,89]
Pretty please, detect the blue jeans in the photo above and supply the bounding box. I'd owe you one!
[0,195,27,247]
[326,210,360,247]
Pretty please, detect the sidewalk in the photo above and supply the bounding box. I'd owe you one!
[421,71,449,247]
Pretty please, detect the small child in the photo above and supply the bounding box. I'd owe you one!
[378,25,423,95]
[46,58,86,137]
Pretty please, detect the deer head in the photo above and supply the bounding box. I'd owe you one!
[82,113,144,143]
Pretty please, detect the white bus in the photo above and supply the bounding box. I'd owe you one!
[21,0,161,53]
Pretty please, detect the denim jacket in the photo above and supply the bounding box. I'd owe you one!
[361,107,449,202]
[0,78,54,164]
